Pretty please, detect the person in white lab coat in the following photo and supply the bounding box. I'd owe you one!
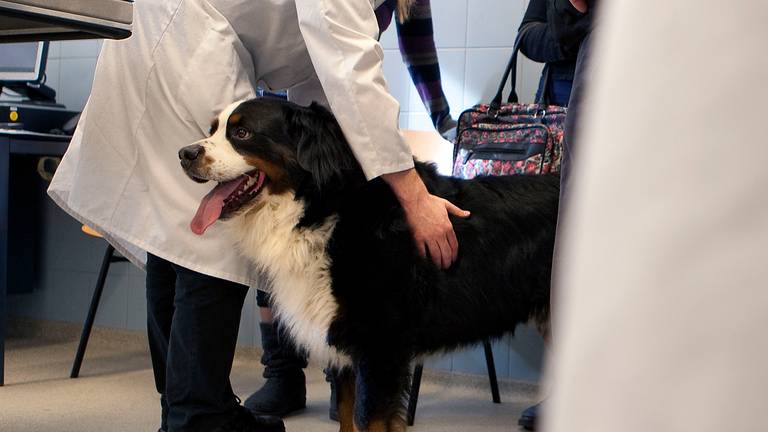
[543,2,768,432]
[48,0,467,431]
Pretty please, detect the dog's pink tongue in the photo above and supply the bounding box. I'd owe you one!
[190,178,244,235]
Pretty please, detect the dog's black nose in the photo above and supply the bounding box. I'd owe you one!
[179,145,204,161]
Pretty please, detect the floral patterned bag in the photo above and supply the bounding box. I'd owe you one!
[453,37,567,179]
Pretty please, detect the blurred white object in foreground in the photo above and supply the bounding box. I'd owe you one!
[544,2,768,432]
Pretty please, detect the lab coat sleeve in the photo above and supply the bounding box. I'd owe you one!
[294,0,415,181]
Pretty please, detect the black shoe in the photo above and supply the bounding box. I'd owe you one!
[517,402,540,431]
[212,405,285,432]
[244,323,307,417]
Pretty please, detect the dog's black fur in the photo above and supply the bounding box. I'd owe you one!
[185,98,559,429]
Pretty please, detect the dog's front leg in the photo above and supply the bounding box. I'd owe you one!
[352,357,411,432]
[336,368,357,432]
[387,415,407,432]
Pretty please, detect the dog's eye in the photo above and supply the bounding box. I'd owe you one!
[233,127,252,140]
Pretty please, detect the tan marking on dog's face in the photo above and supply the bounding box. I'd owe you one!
[228,113,242,125]
[243,155,293,194]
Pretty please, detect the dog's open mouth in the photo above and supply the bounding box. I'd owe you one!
[190,170,267,235]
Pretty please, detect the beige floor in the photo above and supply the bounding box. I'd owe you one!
[1,320,539,432]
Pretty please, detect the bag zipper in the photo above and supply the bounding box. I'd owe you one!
[456,105,566,135]
[453,123,550,162]
[462,144,547,164]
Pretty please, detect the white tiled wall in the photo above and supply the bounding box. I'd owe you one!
[384,0,544,131]
[12,0,547,383]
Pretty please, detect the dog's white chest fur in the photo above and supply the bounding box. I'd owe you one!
[232,192,351,368]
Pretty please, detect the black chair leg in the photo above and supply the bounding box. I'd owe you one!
[70,244,115,378]
[406,363,424,426]
[407,341,500,425]
[483,339,501,403]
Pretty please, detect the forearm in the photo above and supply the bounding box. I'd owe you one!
[381,168,429,206]
[296,0,467,270]
[395,0,450,127]
[518,0,574,63]
[519,21,571,63]
[295,0,414,180]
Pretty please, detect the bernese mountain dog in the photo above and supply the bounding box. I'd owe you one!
[179,98,559,432]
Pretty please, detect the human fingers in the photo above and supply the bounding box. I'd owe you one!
[416,238,427,259]
[427,239,443,268]
[447,228,459,264]
[444,199,470,218]
[437,235,452,269]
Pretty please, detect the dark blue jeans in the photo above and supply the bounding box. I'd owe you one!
[146,254,249,432]
[560,31,592,203]
[552,32,593,302]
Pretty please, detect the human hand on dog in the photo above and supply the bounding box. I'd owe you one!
[382,168,470,269]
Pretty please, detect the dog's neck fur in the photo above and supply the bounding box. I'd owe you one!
[286,103,367,228]
[230,190,351,368]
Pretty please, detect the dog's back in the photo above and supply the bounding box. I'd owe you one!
[325,162,559,358]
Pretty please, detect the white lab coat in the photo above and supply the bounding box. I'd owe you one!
[544,2,768,432]
[48,0,413,286]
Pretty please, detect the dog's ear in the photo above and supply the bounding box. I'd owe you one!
[291,103,363,190]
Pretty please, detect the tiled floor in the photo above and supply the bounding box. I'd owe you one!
[0,321,538,431]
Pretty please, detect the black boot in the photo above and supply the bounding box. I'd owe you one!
[517,402,542,431]
[325,369,338,422]
[244,322,307,417]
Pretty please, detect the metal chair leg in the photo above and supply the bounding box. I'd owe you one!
[483,339,501,403]
[406,363,424,426]
[70,244,115,378]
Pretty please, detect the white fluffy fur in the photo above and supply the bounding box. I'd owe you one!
[230,191,351,368]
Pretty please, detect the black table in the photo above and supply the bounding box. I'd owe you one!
[0,0,133,42]
[0,129,69,386]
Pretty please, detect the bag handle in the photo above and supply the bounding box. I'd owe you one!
[537,64,552,106]
[490,33,524,112]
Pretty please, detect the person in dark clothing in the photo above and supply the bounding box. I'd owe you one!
[377,0,457,136]
[548,0,593,57]
[518,0,585,107]
[146,255,284,432]
[518,2,596,430]
[557,0,596,198]
[519,0,593,199]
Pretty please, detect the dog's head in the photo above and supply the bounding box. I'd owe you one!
[179,98,364,235]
